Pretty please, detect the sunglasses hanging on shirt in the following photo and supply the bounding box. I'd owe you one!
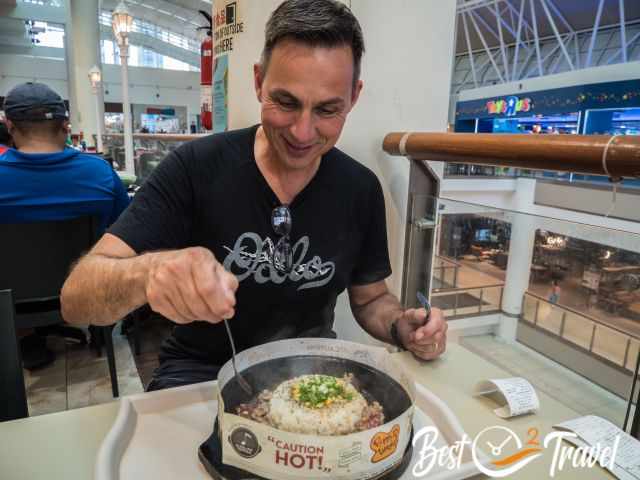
[271,205,293,274]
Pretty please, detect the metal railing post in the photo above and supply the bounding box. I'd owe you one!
[454,291,459,317]
[589,324,597,352]
[534,299,540,325]
[623,338,631,369]
[478,288,484,314]
[559,311,567,337]
[624,344,640,439]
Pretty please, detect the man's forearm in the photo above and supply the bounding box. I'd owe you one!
[350,291,403,344]
[61,253,150,326]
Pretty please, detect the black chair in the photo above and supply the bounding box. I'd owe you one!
[0,289,28,422]
[0,216,120,408]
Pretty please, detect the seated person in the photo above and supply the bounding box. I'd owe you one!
[61,0,447,391]
[0,82,130,232]
[0,82,130,368]
[0,120,11,154]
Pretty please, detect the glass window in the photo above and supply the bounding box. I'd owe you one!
[18,0,63,6]
[100,40,197,72]
[26,20,65,48]
[100,9,198,53]
[98,9,199,71]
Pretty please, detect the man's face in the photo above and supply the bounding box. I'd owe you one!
[254,39,363,171]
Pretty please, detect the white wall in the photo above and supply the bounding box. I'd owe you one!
[457,61,640,103]
[0,54,201,118]
[341,0,457,299]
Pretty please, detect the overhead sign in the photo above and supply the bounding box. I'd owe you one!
[486,96,532,116]
[214,1,244,55]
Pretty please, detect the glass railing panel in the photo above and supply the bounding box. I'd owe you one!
[102,133,205,183]
[443,266,457,289]
[480,286,502,313]
[432,267,445,289]
[522,294,537,323]
[626,339,639,372]
[430,290,456,317]
[592,324,632,367]
[536,301,564,335]
[405,190,640,433]
[455,288,483,316]
[562,310,594,350]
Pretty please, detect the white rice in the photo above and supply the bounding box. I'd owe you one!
[267,375,368,436]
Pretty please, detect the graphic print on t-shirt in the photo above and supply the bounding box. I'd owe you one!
[222,232,335,290]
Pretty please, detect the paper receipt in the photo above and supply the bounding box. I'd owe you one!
[555,415,640,480]
[474,377,540,418]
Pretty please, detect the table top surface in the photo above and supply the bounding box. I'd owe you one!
[0,343,615,480]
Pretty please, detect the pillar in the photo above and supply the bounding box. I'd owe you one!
[65,0,103,149]
[499,212,537,340]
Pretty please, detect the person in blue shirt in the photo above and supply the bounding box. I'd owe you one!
[0,120,11,154]
[0,82,130,369]
[0,82,130,233]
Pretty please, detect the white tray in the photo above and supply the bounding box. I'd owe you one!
[96,381,485,480]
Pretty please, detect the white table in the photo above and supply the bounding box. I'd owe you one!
[0,343,614,479]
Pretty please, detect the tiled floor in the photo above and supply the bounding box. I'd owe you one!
[23,319,171,417]
[459,334,635,430]
[443,256,640,338]
[435,256,640,370]
[22,325,637,440]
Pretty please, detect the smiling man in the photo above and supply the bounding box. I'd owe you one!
[61,0,447,391]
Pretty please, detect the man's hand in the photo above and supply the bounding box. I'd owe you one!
[396,307,447,360]
[145,247,239,324]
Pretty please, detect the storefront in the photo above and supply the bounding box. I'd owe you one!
[439,210,640,323]
[454,78,640,135]
[451,79,640,182]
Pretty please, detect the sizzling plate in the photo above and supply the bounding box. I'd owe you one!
[199,355,414,479]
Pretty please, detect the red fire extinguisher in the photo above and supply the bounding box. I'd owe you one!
[198,10,213,131]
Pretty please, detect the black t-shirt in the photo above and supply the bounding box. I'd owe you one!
[109,125,391,365]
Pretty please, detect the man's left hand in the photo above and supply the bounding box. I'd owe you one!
[396,307,447,360]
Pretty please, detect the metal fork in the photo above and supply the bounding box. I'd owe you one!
[223,318,253,396]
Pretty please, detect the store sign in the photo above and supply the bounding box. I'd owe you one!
[214,1,245,55]
[486,96,532,116]
[146,108,175,116]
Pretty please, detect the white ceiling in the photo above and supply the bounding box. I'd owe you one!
[100,0,211,44]
[456,0,640,54]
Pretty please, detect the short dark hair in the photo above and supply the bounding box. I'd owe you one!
[11,108,66,138]
[261,0,365,88]
[0,121,10,145]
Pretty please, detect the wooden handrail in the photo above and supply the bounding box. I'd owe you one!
[383,132,640,179]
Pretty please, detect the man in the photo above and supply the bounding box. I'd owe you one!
[0,120,11,154]
[0,82,129,232]
[0,82,130,368]
[61,0,447,390]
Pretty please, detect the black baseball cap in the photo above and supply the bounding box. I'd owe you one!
[3,82,68,121]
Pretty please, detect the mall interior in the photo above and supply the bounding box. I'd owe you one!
[1,0,640,478]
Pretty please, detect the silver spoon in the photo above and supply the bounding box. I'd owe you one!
[223,318,253,396]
